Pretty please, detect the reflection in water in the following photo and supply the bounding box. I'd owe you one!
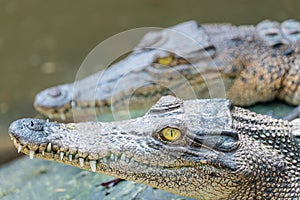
[1,0,300,165]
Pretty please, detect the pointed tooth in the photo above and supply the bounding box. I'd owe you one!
[120,154,126,161]
[110,154,114,161]
[46,143,52,152]
[103,157,107,163]
[17,145,22,153]
[60,114,66,121]
[71,101,76,107]
[42,150,45,156]
[29,151,35,159]
[69,155,73,162]
[79,158,84,167]
[60,152,64,160]
[90,161,96,172]
[74,154,79,159]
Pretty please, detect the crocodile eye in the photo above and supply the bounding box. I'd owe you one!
[160,127,181,141]
[154,54,188,68]
[156,55,175,66]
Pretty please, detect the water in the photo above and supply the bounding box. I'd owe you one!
[1,0,300,165]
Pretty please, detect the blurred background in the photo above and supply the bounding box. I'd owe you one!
[1,0,300,165]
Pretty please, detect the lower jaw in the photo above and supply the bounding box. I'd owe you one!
[13,140,225,199]
[35,106,108,122]
[15,142,158,175]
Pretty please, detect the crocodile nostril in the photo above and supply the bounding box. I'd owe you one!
[26,120,44,131]
[48,88,62,98]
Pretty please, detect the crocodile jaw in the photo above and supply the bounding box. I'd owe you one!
[8,118,239,199]
[9,96,300,198]
[10,97,242,199]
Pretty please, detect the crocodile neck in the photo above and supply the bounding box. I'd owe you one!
[230,107,300,199]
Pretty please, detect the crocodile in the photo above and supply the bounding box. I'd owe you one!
[9,96,300,199]
[34,19,300,121]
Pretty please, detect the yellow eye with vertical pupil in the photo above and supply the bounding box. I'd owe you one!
[157,56,174,66]
[161,127,181,141]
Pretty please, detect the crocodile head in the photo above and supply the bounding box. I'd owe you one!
[34,19,300,121]
[34,21,231,121]
[9,96,300,199]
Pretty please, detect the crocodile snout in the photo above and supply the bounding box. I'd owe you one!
[34,84,72,109]
[9,118,45,135]
[8,118,52,147]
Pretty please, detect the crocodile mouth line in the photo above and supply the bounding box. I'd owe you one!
[35,87,175,121]
[9,134,142,173]
[9,133,212,173]
[35,100,110,121]
[35,103,73,121]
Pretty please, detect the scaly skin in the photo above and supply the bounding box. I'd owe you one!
[9,96,300,199]
[34,19,300,121]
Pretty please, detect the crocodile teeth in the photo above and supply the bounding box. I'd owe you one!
[90,161,96,172]
[60,114,66,121]
[110,154,114,161]
[17,145,22,153]
[46,143,52,152]
[42,150,45,156]
[29,150,35,159]
[120,154,126,161]
[69,155,73,162]
[60,152,64,160]
[79,158,84,167]
[103,157,107,163]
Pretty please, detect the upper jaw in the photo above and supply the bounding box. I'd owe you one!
[9,97,239,178]
[8,116,237,170]
[34,84,73,110]
[9,118,52,145]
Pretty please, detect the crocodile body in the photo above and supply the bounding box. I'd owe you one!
[9,96,300,199]
[34,19,300,121]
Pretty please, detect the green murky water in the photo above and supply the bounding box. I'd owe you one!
[1,0,300,165]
